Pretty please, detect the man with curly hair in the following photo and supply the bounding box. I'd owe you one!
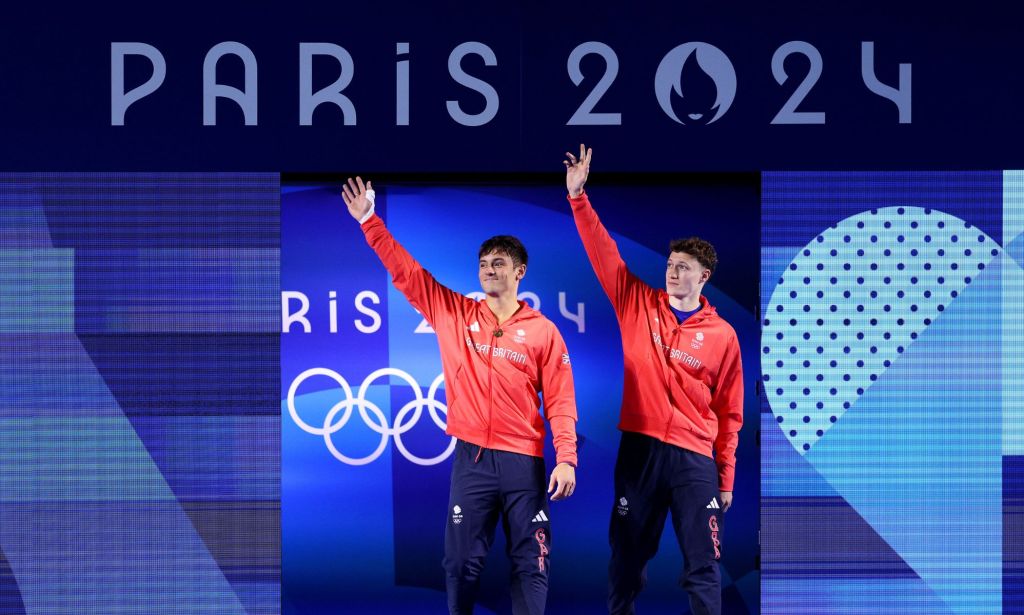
[562,146,743,615]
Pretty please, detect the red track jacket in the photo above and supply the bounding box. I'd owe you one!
[569,192,743,490]
[362,214,579,466]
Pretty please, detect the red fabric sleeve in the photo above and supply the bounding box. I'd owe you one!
[549,416,577,467]
[568,191,649,314]
[711,333,744,491]
[538,324,578,467]
[361,214,465,327]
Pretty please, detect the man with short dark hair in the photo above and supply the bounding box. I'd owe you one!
[479,235,528,268]
[562,147,743,615]
[342,177,579,615]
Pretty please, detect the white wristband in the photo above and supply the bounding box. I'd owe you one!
[358,189,376,224]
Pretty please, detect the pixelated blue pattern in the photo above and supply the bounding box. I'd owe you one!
[0,182,56,248]
[807,254,1002,614]
[763,207,998,453]
[1006,456,1024,613]
[0,553,24,614]
[762,172,1005,615]
[0,174,279,615]
[761,172,1002,248]
[762,578,951,614]
[759,412,838,498]
[37,174,279,249]
[1002,173,1024,458]
[0,249,73,332]
[1003,173,1024,613]
[74,249,278,333]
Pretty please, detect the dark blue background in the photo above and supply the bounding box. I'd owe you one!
[1,3,1020,170]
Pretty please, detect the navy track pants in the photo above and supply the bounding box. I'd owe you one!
[443,440,551,615]
[608,432,723,615]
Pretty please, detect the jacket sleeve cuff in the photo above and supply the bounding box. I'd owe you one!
[567,190,588,208]
[555,452,578,467]
[717,469,734,492]
[549,414,578,467]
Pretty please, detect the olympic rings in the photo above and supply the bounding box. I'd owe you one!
[287,367,456,466]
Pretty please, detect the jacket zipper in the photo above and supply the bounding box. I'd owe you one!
[481,307,525,458]
[484,324,498,456]
[663,304,707,441]
[664,319,684,441]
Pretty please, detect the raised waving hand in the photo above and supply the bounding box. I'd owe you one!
[564,143,592,198]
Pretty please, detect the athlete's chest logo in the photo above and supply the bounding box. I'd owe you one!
[651,330,703,370]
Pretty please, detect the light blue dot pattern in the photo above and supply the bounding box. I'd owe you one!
[763,207,998,454]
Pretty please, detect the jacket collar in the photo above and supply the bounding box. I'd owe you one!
[658,291,716,324]
[479,299,537,327]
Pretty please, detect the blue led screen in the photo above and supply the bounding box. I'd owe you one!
[282,180,759,614]
[0,174,281,615]
[760,171,1024,614]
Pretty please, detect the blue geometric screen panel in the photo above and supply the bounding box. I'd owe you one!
[762,171,1008,615]
[0,174,280,615]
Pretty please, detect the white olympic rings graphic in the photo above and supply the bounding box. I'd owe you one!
[287,367,456,466]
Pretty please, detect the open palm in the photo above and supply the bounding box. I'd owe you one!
[564,144,592,198]
[341,176,374,222]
